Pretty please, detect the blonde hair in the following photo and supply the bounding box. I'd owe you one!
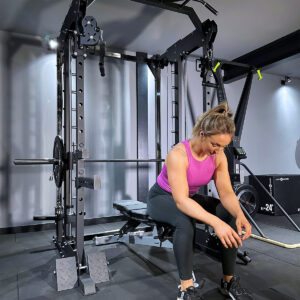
[192,101,235,137]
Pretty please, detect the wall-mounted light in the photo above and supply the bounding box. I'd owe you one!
[281,76,292,85]
[48,39,58,50]
[44,34,59,51]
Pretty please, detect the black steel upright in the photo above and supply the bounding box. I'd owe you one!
[213,61,227,103]
[56,47,64,244]
[154,68,162,176]
[225,71,253,183]
[172,63,180,145]
[136,52,149,202]
[63,37,73,241]
[74,41,87,268]
[55,0,102,289]
[234,72,254,140]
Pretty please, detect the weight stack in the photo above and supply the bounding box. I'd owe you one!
[248,174,300,216]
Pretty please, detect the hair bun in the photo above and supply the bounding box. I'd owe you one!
[191,101,235,137]
[216,108,230,117]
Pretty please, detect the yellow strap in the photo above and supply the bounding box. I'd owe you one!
[257,69,263,80]
[213,62,220,72]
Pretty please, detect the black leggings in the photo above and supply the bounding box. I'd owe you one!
[147,182,238,280]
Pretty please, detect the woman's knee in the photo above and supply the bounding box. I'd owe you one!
[175,215,195,237]
[216,204,237,231]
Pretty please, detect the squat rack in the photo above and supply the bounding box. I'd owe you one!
[14,0,222,294]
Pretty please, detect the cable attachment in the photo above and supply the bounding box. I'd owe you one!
[199,48,214,79]
[207,48,213,60]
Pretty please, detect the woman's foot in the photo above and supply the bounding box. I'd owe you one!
[177,286,204,300]
[219,275,253,299]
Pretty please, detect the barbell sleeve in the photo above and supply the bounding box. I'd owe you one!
[14,159,56,165]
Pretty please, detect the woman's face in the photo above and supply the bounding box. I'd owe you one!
[200,132,232,156]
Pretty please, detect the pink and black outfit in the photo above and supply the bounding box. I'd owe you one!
[157,140,216,195]
[147,140,237,280]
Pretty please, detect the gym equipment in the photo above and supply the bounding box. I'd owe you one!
[197,54,300,239]
[53,136,65,188]
[241,163,300,232]
[102,200,251,265]
[233,183,259,217]
[13,0,225,295]
[248,174,300,216]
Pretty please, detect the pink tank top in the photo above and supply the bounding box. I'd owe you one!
[157,140,215,195]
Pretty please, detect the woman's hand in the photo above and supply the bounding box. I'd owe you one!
[213,219,243,249]
[236,213,252,240]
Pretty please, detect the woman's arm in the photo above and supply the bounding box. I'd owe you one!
[166,147,219,227]
[214,151,252,240]
[167,147,242,248]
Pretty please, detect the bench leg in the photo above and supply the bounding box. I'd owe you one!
[119,219,141,236]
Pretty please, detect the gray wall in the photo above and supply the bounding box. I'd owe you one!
[185,59,300,178]
[0,31,139,228]
[228,74,300,175]
[0,31,57,228]
[1,30,300,228]
[84,56,138,218]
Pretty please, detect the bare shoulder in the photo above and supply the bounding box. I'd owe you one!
[214,150,228,169]
[166,143,188,167]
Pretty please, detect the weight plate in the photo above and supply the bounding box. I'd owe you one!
[53,136,65,188]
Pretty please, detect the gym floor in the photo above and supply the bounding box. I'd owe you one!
[1,215,300,300]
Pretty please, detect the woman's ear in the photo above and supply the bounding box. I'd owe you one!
[199,131,205,140]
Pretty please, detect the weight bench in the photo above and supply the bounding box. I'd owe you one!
[94,200,251,265]
[94,200,174,248]
[114,200,175,243]
[100,200,199,286]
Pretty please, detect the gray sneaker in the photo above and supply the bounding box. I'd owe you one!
[219,276,253,299]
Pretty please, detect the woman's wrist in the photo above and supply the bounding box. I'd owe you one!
[234,210,244,219]
[209,215,221,228]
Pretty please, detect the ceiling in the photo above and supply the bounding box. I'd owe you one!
[0,0,299,78]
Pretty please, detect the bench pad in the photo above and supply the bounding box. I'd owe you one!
[113,200,150,221]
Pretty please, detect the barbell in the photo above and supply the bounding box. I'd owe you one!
[14,135,165,188]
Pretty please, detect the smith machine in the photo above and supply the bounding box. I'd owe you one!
[13,0,223,295]
[14,0,290,295]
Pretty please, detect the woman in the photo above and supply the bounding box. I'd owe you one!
[147,102,252,300]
